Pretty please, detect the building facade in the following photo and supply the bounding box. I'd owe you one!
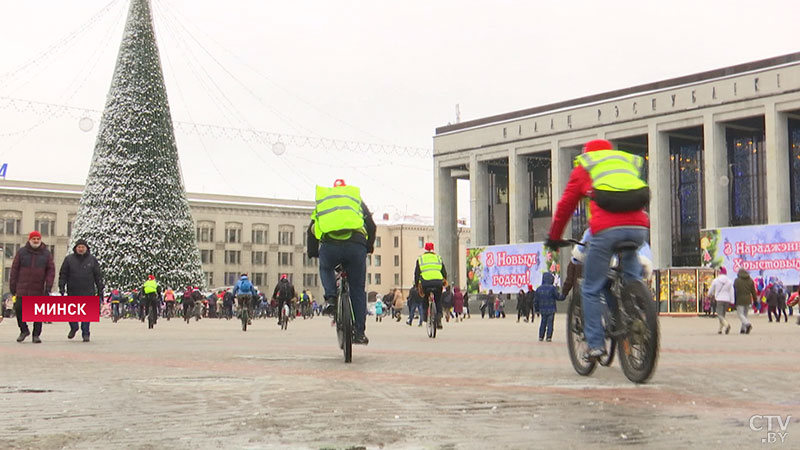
[0,180,469,299]
[433,52,800,284]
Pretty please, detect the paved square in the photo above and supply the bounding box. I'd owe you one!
[2,312,798,449]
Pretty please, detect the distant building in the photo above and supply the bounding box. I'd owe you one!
[0,180,470,299]
[433,52,800,282]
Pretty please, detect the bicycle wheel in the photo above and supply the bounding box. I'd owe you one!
[339,292,353,363]
[566,291,597,376]
[282,307,288,330]
[241,307,248,332]
[148,303,156,329]
[426,295,437,339]
[617,280,659,383]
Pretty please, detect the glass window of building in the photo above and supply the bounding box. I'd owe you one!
[366,254,372,266]
[727,128,766,226]
[303,273,319,287]
[224,272,237,285]
[252,251,268,265]
[224,250,241,265]
[374,255,381,267]
[375,273,381,285]
[789,119,800,221]
[367,273,372,284]
[67,214,76,238]
[204,272,213,287]
[394,273,400,285]
[528,155,552,242]
[278,252,293,266]
[394,255,400,266]
[252,224,268,245]
[225,223,242,243]
[3,243,21,258]
[200,249,214,264]
[34,213,56,237]
[196,221,215,242]
[252,273,267,286]
[418,236,424,248]
[279,225,295,245]
[375,237,381,248]
[669,136,705,266]
[393,236,399,248]
[0,211,21,235]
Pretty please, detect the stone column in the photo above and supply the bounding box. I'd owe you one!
[551,140,574,238]
[435,163,459,286]
[508,148,530,244]
[764,102,790,224]
[647,124,672,269]
[703,113,729,228]
[469,153,490,246]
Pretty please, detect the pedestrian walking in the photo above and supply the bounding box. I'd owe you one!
[374,296,383,322]
[733,268,757,334]
[776,284,788,323]
[58,238,104,342]
[452,286,464,322]
[10,231,55,343]
[534,273,563,342]
[516,289,528,322]
[707,267,733,334]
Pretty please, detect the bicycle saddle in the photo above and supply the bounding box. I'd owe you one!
[612,240,641,252]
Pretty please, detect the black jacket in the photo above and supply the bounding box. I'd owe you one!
[58,239,104,298]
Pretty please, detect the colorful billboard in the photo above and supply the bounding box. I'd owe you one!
[700,222,800,285]
[465,242,560,294]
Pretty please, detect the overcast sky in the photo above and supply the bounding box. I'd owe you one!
[1,0,798,219]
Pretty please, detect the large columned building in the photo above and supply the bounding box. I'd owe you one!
[434,52,800,284]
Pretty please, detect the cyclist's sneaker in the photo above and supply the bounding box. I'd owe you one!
[67,329,77,340]
[546,337,552,342]
[32,336,42,344]
[587,348,606,359]
[322,296,337,316]
[82,335,90,342]
[16,331,30,342]
[353,333,369,345]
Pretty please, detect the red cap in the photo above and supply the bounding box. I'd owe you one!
[424,242,434,251]
[28,230,42,240]
[583,139,613,153]
[333,179,346,187]
[527,284,533,290]
[281,274,288,280]
[719,267,727,274]
[148,274,155,280]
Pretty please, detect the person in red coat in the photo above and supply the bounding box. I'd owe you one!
[10,231,55,343]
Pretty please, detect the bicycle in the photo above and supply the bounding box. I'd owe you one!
[145,294,158,329]
[420,286,437,339]
[111,301,121,323]
[334,264,354,363]
[238,296,250,332]
[557,239,659,384]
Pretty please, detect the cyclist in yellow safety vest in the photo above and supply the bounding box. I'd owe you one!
[306,179,376,345]
[414,242,448,330]
[142,274,161,328]
[546,139,650,360]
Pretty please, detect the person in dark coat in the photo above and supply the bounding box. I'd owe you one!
[10,231,56,343]
[516,289,528,322]
[58,238,104,342]
[534,272,563,342]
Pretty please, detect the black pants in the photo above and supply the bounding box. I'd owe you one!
[420,281,443,323]
[183,301,195,320]
[14,297,42,337]
[145,293,158,323]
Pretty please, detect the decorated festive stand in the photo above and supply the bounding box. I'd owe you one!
[654,267,715,314]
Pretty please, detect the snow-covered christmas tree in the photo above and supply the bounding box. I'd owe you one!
[71,0,204,290]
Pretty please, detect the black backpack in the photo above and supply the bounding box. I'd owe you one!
[278,281,293,301]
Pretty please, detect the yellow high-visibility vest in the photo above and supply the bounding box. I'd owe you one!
[143,279,158,294]
[417,252,444,281]
[574,150,647,193]
[312,185,367,240]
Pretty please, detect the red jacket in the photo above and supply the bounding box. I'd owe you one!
[9,242,56,296]
[549,162,649,240]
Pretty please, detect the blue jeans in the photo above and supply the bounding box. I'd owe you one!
[582,227,647,350]
[319,241,368,335]
[539,312,555,339]
[69,321,90,337]
[408,300,423,325]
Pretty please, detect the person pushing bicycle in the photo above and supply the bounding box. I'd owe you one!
[546,139,650,360]
[307,179,376,345]
[414,242,448,330]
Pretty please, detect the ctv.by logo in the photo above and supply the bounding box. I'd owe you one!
[749,415,792,444]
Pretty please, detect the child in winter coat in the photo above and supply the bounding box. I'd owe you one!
[534,272,563,342]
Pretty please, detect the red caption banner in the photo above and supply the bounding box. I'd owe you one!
[21,296,100,322]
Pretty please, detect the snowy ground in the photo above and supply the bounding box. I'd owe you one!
[1,312,798,449]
